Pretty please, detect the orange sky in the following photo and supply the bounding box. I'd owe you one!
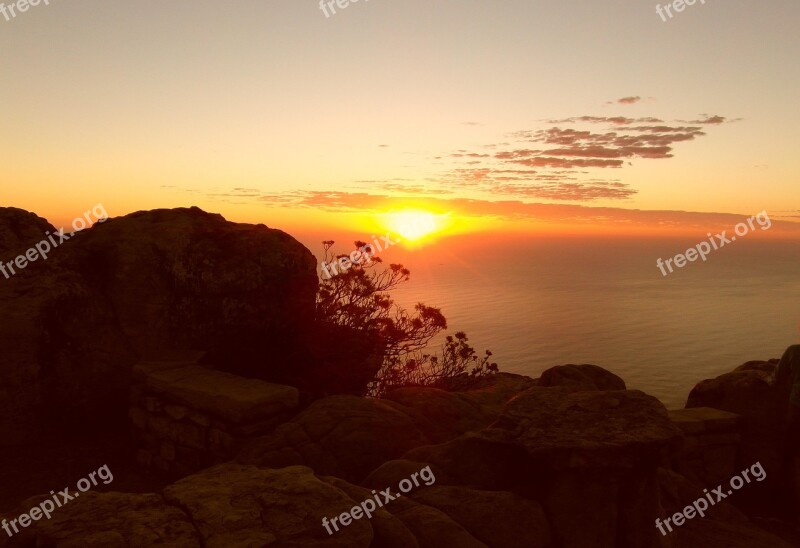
[2,1,799,239]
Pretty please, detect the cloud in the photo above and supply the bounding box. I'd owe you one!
[254,190,799,234]
[544,116,664,125]
[610,96,642,105]
[380,183,454,195]
[679,115,728,124]
[432,113,722,201]
[201,106,733,207]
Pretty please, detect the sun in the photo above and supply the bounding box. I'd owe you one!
[381,210,445,243]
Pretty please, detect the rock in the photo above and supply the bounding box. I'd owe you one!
[363,460,454,490]
[61,207,318,362]
[390,504,487,548]
[404,388,683,548]
[133,362,299,423]
[687,363,782,421]
[1,492,200,547]
[656,468,794,548]
[0,207,56,256]
[411,485,551,548]
[323,477,487,548]
[321,476,420,548]
[163,463,372,547]
[538,363,626,392]
[0,207,317,443]
[687,361,788,508]
[668,408,740,435]
[492,388,682,469]
[734,359,779,373]
[238,395,431,483]
[450,372,539,406]
[657,467,746,523]
[382,388,498,444]
[667,519,795,548]
[383,373,537,443]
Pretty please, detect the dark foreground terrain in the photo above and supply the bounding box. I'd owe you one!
[0,207,797,547]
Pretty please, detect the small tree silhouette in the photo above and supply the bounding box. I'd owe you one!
[316,240,498,396]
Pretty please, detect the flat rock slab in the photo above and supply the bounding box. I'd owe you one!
[669,407,740,434]
[134,362,299,423]
[490,388,684,468]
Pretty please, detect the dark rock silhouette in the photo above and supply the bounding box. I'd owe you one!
[0,207,319,443]
[4,361,793,548]
[537,363,626,392]
[0,208,56,257]
[687,359,791,522]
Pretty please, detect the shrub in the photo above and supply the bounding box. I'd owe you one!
[316,240,498,396]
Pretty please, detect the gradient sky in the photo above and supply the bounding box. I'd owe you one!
[2,0,799,237]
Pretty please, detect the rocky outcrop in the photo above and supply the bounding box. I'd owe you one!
[0,491,200,547]
[403,388,683,548]
[163,464,375,547]
[2,361,793,548]
[238,373,538,483]
[667,408,741,487]
[410,485,551,547]
[0,208,56,256]
[238,395,432,483]
[686,359,789,513]
[656,467,794,548]
[0,207,317,443]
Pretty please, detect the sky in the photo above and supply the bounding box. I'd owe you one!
[2,0,799,239]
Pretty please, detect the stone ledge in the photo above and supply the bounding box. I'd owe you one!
[668,407,740,434]
[133,362,299,423]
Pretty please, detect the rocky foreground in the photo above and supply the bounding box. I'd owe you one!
[0,207,796,547]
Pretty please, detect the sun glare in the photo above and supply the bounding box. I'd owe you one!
[382,210,445,243]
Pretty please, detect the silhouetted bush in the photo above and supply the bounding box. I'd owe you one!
[316,241,498,396]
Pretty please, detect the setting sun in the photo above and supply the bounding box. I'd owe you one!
[381,210,446,243]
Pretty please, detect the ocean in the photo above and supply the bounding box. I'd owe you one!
[305,232,800,409]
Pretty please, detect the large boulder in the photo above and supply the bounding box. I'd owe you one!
[404,388,683,548]
[238,374,540,483]
[382,373,535,444]
[686,359,788,511]
[321,476,487,548]
[0,207,56,257]
[163,464,372,547]
[0,207,318,443]
[0,492,200,547]
[58,207,317,361]
[538,363,626,392]
[237,395,432,483]
[410,485,551,548]
[320,476,421,547]
[656,468,794,548]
